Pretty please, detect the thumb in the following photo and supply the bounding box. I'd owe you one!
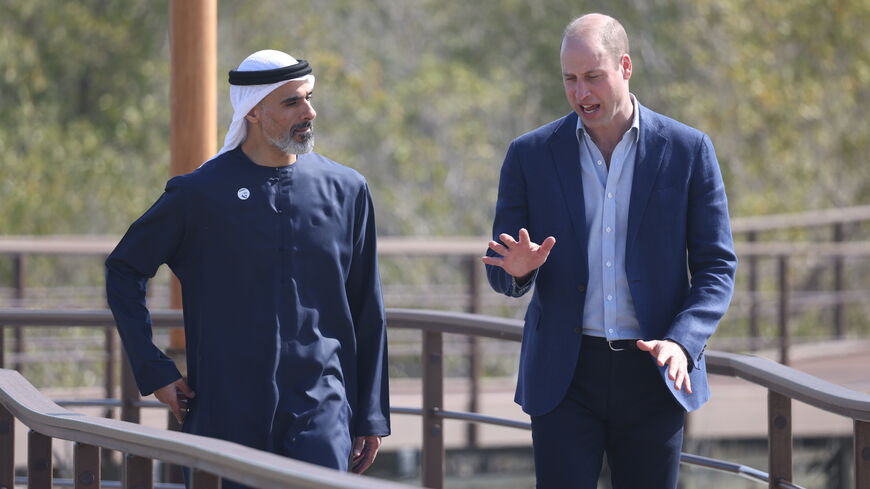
[352,436,364,457]
[540,236,556,253]
[635,340,656,352]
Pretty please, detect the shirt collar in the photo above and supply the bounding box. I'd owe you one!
[576,93,640,144]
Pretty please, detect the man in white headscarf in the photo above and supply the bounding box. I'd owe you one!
[106,50,390,481]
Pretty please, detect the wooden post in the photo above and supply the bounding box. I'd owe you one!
[856,420,870,489]
[123,454,152,489]
[12,255,25,372]
[120,351,141,424]
[192,470,220,489]
[27,431,52,489]
[466,257,481,448]
[163,412,185,483]
[74,443,100,489]
[777,256,789,365]
[832,223,845,338]
[104,327,116,419]
[0,404,13,489]
[747,232,759,351]
[767,391,792,489]
[12,255,25,307]
[422,330,444,489]
[168,0,217,350]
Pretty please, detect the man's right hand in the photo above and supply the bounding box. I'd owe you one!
[481,228,556,280]
[153,378,196,424]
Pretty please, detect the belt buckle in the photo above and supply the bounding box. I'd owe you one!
[607,340,626,352]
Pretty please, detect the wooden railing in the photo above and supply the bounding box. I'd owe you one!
[0,368,416,489]
[1,309,869,488]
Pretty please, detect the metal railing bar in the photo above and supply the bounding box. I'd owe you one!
[433,408,531,430]
[15,477,185,489]
[678,453,806,489]
[56,399,122,407]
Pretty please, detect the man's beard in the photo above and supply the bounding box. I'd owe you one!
[266,121,315,155]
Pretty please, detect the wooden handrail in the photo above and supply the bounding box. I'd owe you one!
[2,236,870,258]
[3,308,869,488]
[0,369,414,489]
[1,308,869,420]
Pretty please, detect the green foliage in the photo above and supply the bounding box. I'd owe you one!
[0,0,170,235]
[1,0,868,234]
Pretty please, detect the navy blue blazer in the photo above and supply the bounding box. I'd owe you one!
[486,105,737,416]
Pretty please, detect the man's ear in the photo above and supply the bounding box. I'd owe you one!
[245,105,261,124]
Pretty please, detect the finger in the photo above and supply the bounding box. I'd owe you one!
[499,233,519,248]
[686,374,693,394]
[480,256,504,267]
[487,241,509,256]
[667,356,679,380]
[176,379,195,398]
[167,399,183,424]
[352,437,365,459]
[518,228,530,246]
[539,236,556,253]
[674,369,684,391]
[352,444,378,474]
[658,350,672,368]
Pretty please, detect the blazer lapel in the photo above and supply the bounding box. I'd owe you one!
[547,113,587,250]
[626,106,668,258]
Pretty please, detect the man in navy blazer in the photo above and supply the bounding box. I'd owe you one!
[483,14,736,489]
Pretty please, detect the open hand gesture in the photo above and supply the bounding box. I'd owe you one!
[482,228,555,280]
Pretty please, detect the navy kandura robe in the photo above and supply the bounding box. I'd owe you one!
[106,147,390,469]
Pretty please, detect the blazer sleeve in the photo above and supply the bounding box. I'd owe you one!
[485,140,538,297]
[666,135,738,364]
[105,178,187,396]
[346,182,391,437]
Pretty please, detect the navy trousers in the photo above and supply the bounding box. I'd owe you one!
[531,336,685,489]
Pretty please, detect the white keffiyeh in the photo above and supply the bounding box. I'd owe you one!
[210,50,315,161]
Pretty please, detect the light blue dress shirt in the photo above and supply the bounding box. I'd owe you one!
[577,95,642,339]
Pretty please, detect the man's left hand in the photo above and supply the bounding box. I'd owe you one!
[351,436,381,474]
[636,339,693,394]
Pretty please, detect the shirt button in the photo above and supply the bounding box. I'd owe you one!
[607,192,613,199]
[605,260,612,267]
[573,327,582,334]
[605,226,612,233]
[596,160,603,166]
[608,328,614,334]
[607,294,613,301]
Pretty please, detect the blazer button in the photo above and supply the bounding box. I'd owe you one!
[573,327,582,334]
[577,284,587,293]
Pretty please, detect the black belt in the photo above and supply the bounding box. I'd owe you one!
[582,335,641,352]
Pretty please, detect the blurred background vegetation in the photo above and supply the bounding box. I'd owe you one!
[2,0,868,239]
[1,3,868,486]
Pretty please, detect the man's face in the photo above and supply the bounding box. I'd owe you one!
[560,37,632,134]
[256,79,317,154]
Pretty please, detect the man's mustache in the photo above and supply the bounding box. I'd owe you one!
[291,121,313,133]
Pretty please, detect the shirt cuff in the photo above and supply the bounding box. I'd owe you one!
[511,269,538,295]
